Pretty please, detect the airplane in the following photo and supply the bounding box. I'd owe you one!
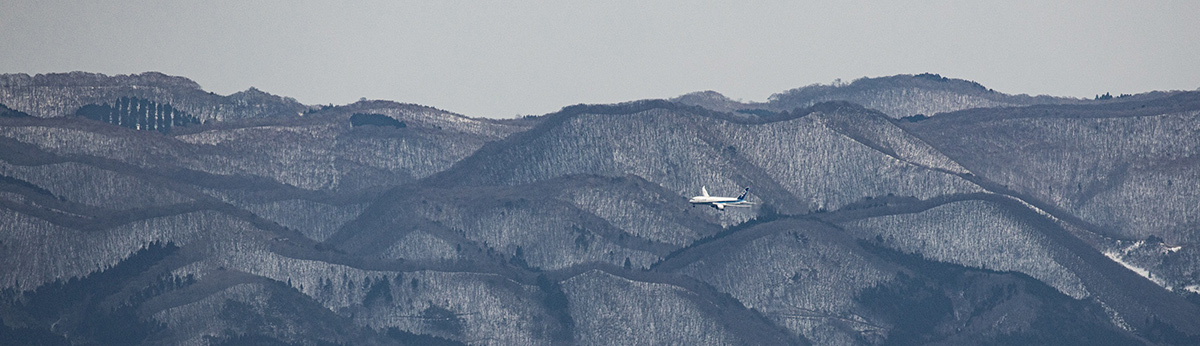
[689,186,754,210]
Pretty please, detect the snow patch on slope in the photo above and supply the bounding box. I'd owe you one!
[1103,247,1171,289]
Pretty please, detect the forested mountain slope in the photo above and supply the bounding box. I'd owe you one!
[1,72,1197,345]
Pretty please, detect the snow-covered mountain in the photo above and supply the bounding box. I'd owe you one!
[1,72,1197,345]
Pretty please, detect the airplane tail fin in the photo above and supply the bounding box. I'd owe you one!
[701,186,710,197]
[737,188,749,201]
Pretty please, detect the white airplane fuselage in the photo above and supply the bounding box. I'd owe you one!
[689,186,752,210]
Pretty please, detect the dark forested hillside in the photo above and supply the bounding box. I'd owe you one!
[74,96,202,132]
[1,72,1198,345]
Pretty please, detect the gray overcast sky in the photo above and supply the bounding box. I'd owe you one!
[3,1,1198,118]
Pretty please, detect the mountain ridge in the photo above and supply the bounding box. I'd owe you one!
[2,71,1199,345]
[673,73,1184,119]
[0,71,308,121]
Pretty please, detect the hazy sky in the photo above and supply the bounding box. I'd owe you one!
[3,1,1198,118]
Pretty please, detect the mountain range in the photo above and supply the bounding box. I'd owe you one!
[1,71,1198,345]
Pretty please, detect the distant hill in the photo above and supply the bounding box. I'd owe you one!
[0,72,309,122]
[0,72,1197,345]
[674,73,1171,119]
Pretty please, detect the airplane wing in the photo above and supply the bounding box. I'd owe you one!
[713,201,754,209]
